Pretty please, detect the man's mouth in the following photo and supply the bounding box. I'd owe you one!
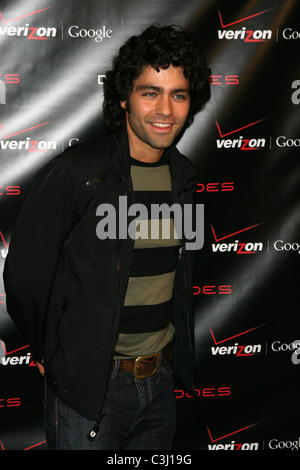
[150,122,173,128]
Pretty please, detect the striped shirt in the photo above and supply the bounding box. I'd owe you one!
[114,155,180,359]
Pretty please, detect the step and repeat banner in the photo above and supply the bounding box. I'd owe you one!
[0,0,299,452]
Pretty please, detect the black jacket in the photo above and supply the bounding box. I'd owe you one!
[3,125,198,420]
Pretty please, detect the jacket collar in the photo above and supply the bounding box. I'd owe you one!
[110,122,132,181]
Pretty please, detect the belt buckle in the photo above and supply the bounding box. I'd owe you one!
[133,352,160,379]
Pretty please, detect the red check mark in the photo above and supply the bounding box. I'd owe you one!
[0,339,30,356]
[0,7,52,24]
[210,325,263,345]
[211,222,264,243]
[0,231,9,248]
[215,118,268,138]
[218,7,274,29]
[0,121,51,138]
[0,438,47,451]
[207,423,257,443]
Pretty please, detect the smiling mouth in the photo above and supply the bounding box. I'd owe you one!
[150,122,173,128]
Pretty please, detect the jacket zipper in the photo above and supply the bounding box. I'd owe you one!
[175,177,197,379]
[178,244,196,376]
[85,176,102,186]
[87,242,122,441]
[87,172,126,441]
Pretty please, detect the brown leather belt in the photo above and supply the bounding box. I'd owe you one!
[114,342,173,379]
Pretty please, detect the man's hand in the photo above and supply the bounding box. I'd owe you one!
[36,360,45,376]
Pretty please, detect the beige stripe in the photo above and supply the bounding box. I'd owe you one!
[133,218,181,249]
[114,324,175,358]
[124,271,176,307]
[130,165,171,191]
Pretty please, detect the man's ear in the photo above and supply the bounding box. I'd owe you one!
[120,100,127,110]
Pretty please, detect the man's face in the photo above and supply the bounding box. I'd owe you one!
[120,65,190,160]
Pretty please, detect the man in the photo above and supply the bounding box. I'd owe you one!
[3,25,211,450]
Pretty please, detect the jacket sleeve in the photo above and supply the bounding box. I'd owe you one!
[3,156,78,361]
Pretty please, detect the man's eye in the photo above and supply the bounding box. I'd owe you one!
[174,94,186,100]
[143,92,157,97]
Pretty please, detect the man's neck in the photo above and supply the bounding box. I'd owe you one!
[131,152,163,163]
[126,122,164,163]
[128,139,163,163]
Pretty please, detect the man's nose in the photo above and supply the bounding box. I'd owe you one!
[156,95,173,116]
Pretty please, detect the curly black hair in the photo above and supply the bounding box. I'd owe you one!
[103,24,211,131]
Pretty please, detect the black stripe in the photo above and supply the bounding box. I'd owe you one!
[130,246,179,277]
[120,301,172,334]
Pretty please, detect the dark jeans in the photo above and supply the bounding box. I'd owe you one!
[44,361,176,450]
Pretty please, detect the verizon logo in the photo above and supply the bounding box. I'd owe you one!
[207,423,259,450]
[210,326,263,357]
[210,222,265,254]
[217,8,274,42]
[0,7,57,39]
[0,340,34,367]
[0,120,56,152]
[215,117,268,150]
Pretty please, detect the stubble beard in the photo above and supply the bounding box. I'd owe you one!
[128,115,184,151]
